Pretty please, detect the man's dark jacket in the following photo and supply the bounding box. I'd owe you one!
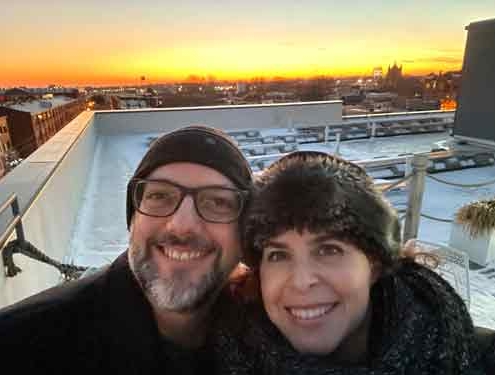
[0,252,209,374]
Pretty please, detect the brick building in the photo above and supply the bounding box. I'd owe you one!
[0,116,12,153]
[0,115,13,177]
[0,96,86,157]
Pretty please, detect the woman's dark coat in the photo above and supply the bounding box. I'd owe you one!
[212,262,495,374]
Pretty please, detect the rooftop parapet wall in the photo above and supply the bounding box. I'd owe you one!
[94,101,343,135]
[0,111,96,307]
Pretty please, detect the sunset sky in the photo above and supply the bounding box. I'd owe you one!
[1,0,494,87]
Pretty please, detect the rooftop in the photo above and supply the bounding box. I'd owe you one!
[0,103,493,330]
[2,96,76,114]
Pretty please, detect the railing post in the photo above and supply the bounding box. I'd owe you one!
[335,131,341,155]
[11,197,25,242]
[405,156,412,176]
[287,111,295,132]
[371,121,376,138]
[403,153,429,242]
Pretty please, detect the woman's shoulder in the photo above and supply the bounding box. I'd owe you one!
[209,297,270,374]
[210,288,267,341]
[474,326,495,372]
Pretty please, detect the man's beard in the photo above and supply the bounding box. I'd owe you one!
[129,232,228,313]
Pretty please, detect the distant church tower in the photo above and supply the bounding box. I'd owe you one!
[386,62,403,89]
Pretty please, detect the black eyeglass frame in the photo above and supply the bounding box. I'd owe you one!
[131,178,249,223]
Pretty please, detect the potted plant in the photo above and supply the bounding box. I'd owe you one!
[449,198,495,266]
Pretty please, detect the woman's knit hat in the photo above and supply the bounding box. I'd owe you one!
[244,150,401,268]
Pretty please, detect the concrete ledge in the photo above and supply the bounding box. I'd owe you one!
[94,101,343,135]
[0,111,94,218]
[0,110,96,307]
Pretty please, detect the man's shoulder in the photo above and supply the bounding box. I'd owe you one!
[212,291,246,322]
[0,265,110,332]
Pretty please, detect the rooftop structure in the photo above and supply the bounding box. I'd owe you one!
[454,18,495,148]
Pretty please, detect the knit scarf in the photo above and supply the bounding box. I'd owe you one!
[212,261,491,374]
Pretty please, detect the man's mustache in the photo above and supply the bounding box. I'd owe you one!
[147,232,219,253]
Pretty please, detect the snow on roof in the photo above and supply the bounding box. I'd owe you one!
[4,96,75,114]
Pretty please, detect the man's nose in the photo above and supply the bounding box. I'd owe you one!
[165,195,203,231]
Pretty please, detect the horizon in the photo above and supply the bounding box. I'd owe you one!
[2,1,494,87]
[0,69,464,90]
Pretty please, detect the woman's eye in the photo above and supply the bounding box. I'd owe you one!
[316,245,342,257]
[265,250,287,262]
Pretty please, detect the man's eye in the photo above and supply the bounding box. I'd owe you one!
[145,192,171,200]
[201,195,237,212]
[211,197,233,208]
[265,250,288,262]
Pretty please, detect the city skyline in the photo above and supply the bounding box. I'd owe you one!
[2,0,495,87]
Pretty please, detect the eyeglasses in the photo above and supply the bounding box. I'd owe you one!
[131,178,248,223]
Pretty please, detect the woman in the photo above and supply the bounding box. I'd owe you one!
[213,150,494,374]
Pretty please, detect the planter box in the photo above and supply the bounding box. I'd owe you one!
[449,222,495,266]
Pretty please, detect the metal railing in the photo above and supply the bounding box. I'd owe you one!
[398,154,430,242]
[0,194,87,280]
[419,169,495,225]
[0,194,25,249]
[381,152,495,240]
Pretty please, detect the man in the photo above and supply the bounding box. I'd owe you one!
[0,125,252,374]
